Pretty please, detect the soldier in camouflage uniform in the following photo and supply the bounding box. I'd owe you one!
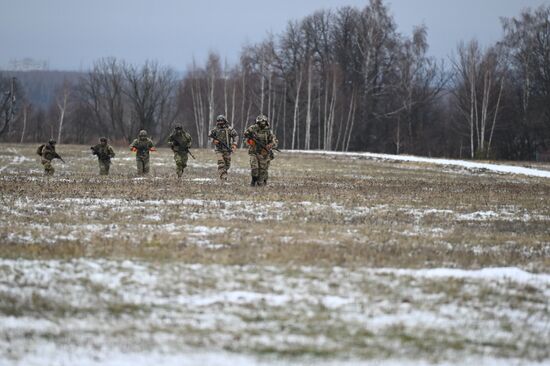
[244,114,278,186]
[130,130,156,175]
[208,115,239,180]
[38,139,61,176]
[167,124,192,178]
[90,137,116,175]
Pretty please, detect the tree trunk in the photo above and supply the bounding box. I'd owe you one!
[487,77,504,157]
[57,90,68,144]
[304,60,313,150]
[20,104,27,143]
[292,70,303,150]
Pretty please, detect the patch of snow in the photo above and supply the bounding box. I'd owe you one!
[371,267,550,286]
[288,150,550,178]
[0,148,33,172]
[0,260,548,365]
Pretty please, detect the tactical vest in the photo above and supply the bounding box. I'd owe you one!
[132,138,153,159]
[211,127,233,151]
[247,126,272,155]
[170,132,190,152]
[92,144,113,161]
[41,144,56,160]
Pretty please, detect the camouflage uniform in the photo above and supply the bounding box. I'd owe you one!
[209,115,239,180]
[39,140,58,176]
[91,138,116,175]
[244,114,278,186]
[130,130,155,175]
[167,126,192,178]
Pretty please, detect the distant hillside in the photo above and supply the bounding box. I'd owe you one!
[1,70,85,109]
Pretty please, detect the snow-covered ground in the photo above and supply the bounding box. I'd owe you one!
[1,145,549,365]
[2,196,548,245]
[288,150,550,178]
[1,259,548,366]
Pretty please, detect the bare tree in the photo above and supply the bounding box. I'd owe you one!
[452,41,506,158]
[206,52,221,131]
[124,60,177,139]
[0,76,18,137]
[55,80,71,143]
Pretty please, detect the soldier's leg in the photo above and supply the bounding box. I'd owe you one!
[257,155,270,186]
[263,159,271,185]
[174,153,183,177]
[99,161,108,175]
[105,161,111,175]
[143,157,150,175]
[42,159,54,175]
[224,152,232,171]
[217,152,227,180]
[136,158,144,175]
[249,154,259,186]
[181,153,188,173]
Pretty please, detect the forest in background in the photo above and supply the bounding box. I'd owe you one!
[1,0,549,161]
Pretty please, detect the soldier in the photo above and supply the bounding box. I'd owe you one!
[37,139,64,176]
[90,137,116,175]
[208,115,239,181]
[130,130,156,175]
[244,114,278,186]
[167,124,192,178]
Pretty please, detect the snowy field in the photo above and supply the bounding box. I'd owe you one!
[0,143,549,365]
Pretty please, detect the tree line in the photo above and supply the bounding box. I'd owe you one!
[1,0,549,160]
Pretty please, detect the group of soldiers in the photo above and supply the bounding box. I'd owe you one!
[37,114,278,186]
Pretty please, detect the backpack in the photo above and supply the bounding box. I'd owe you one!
[36,144,45,156]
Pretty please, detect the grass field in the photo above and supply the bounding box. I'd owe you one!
[0,143,549,365]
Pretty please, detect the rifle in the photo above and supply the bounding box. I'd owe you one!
[171,139,196,159]
[245,132,281,153]
[53,152,66,164]
[208,132,233,153]
[183,147,196,160]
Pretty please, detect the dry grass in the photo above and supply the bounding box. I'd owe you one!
[0,143,549,270]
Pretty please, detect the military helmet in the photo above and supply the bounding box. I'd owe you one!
[216,115,227,122]
[99,137,108,143]
[174,124,183,130]
[138,130,148,137]
[48,139,56,145]
[256,114,268,123]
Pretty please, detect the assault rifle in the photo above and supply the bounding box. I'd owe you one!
[208,132,234,153]
[245,132,281,153]
[171,139,196,159]
[53,152,66,164]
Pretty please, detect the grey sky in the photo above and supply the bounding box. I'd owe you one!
[0,0,548,71]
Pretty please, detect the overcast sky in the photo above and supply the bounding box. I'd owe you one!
[0,0,548,71]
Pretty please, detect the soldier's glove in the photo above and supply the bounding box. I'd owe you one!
[149,147,157,152]
[266,143,273,149]
[213,139,220,145]
[131,147,138,153]
[231,144,237,152]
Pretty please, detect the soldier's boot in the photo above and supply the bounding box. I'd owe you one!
[220,172,228,181]
[251,168,259,186]
[257,169,267,186]
[45,167,55,176]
